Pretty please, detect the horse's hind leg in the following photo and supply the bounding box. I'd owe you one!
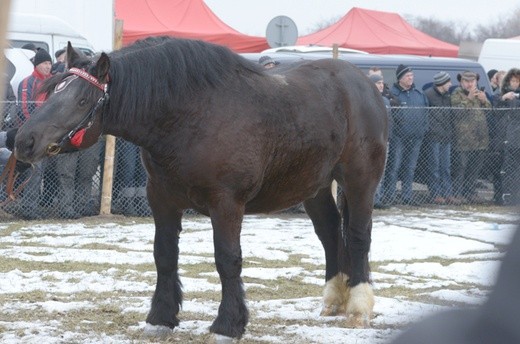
[208,195,248,339]
[303,187,346,316]
[340,176,377,328]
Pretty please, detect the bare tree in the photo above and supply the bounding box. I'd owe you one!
[408,7,520,43]
[473,8,520,40]
[407,17,472,44]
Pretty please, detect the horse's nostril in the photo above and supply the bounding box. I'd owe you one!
[14,134,36,161]
[23,136,35,150]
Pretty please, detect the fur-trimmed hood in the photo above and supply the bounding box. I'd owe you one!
[501,68,520,94]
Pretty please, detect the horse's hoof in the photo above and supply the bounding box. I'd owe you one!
[143,323,174,339]
[321,273,349,316]
[206,333,237,344]
[346,313,371,328]
[320,304,340,316]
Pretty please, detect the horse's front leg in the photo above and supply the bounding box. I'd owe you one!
[145,184,183,333]
[208,196,248,339]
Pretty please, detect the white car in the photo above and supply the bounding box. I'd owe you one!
[262,45,368,55]
[4,47,36,99]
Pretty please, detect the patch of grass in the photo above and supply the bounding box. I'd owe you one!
[77,242,129,252]
[184,290,221,302]
[0,255,155,274]
[245,278,321,301]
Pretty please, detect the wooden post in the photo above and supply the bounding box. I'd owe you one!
[331,43,339,203]
[0,0,12,122]
[332,43,339,59]
[99,18,123,215]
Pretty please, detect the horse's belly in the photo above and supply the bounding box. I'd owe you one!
[244,178,329,214]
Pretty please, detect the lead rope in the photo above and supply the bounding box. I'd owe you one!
[0,154,34,207]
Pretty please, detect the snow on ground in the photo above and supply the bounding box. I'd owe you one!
[0,207,517,343]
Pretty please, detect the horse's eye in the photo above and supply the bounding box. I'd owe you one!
[79,99,87,106]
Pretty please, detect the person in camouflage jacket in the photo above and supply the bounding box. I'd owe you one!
[450,71,491,202]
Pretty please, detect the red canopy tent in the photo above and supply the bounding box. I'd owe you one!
[115,0,269,52]
[297,7,459,57]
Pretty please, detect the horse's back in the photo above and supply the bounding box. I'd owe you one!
[276,58,387,156]
[241,59,387,212]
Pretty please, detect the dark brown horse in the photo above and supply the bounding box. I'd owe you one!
[14,37,387,340]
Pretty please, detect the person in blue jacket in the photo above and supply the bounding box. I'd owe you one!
[381,64,429,206]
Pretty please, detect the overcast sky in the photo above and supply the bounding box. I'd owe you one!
[205,0,520,37]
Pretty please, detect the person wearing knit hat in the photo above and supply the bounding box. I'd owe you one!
[368,66,400,106]
[424,71,458,205]
[18,48,52,121]
[487,69,498,81]
[396,64,412,81]
[381,62,429,206]
[12,49,53,220]
[32,49,52,68]
[395,64,415,93]
[433,71,451,87]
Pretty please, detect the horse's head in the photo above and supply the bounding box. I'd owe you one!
[14,42,110,164]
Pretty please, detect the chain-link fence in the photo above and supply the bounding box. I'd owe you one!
[1,101,519,220]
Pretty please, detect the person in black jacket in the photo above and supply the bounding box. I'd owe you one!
[493,68,520,205]
[423,72,459,205]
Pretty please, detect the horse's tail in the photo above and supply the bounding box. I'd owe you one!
[337,178,374,286]
[337,190,351,277]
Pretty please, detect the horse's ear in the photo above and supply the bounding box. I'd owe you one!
[95,53,110,84]
[66,41,81,67]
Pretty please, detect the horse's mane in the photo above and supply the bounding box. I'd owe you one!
[94,36,264,124]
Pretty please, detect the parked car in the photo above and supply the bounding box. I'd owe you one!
[243,51,492,93]
[261,45,368,55]
[4,47,35,100]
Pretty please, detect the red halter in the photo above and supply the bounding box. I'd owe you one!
[46,68,109,153]
[68,67,107,91]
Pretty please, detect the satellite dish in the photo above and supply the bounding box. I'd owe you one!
[266,15,298,48]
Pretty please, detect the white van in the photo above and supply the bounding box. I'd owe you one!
[478,38,520,72]
[7,12,95,59]
[4,47,35,97]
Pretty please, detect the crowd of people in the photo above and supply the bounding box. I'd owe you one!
[370,64,520,208]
